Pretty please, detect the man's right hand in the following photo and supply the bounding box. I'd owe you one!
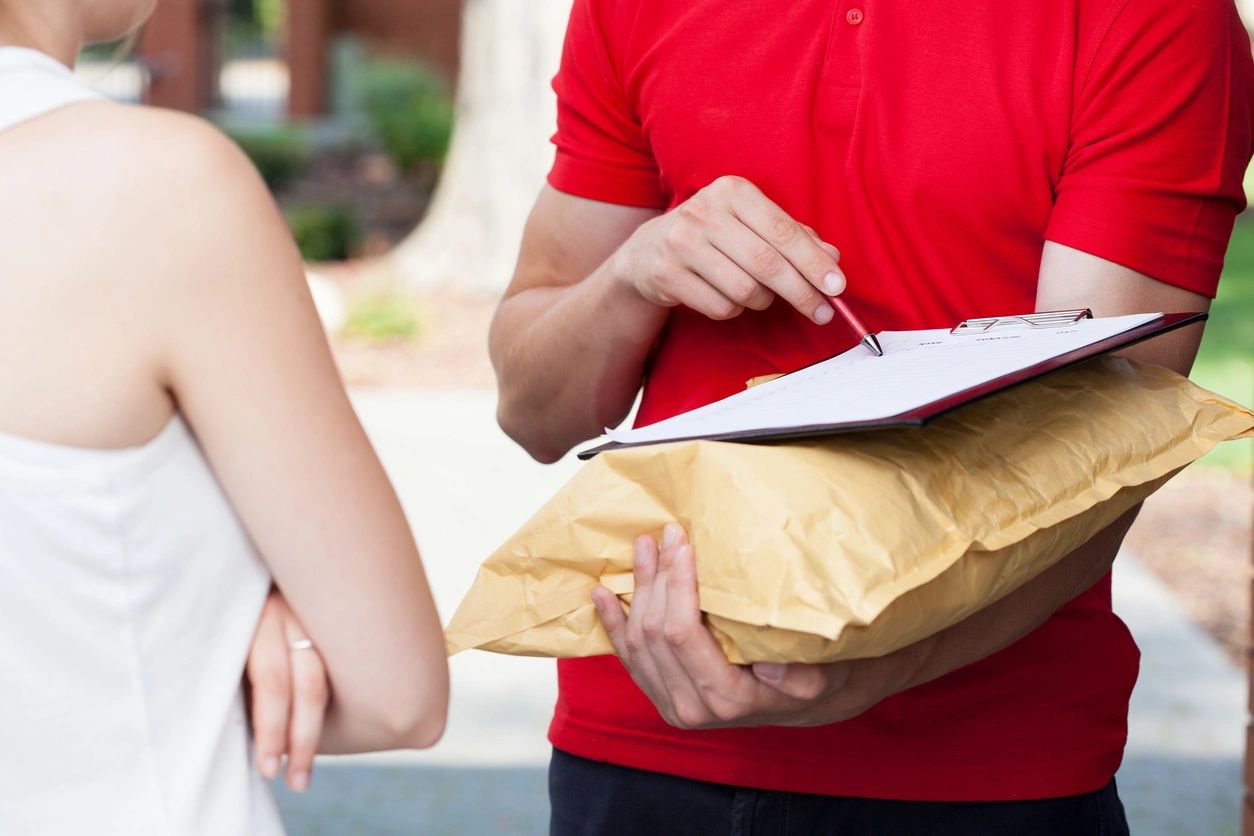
[607,175,846,325]
[492,177,848,461]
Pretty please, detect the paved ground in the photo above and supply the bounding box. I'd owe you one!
[1115,556,1245,835]
[273,389,1247,835]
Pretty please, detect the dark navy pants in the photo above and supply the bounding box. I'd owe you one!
[549,749,1131,836]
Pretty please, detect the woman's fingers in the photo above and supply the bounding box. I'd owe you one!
[246,593,292,781]
[282,625,328,793]
[246,591,330,793]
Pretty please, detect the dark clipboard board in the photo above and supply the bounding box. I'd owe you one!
[577,311,1207,460]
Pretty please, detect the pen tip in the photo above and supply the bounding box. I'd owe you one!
[863,334,884,357]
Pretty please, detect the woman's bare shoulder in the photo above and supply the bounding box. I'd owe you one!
[4,100,255,196]
[1,99,298,292]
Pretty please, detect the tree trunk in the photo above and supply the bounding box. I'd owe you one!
[389,0,572,294]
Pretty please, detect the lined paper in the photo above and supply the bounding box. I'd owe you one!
[603,313,1162,446]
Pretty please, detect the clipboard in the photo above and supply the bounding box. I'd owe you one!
[577,310,1207,460]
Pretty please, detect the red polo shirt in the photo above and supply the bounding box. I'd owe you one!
[546,0,1253,801]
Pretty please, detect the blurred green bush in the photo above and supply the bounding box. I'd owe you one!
[224,0,284,57]
[229,125,311,190]
[356,58,454,172]
[254,0,285,41]
[1192,217,1254,470]
[286,203,360,262]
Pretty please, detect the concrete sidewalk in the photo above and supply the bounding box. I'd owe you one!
[1115,556,1245,835]
[274,389,1246,835]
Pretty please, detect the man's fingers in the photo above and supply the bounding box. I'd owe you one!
[246,599,291,781]
[665,177,846,323]
[662,544,746,695]
[284,640,328,793]
[592,585,628,652]
[710,220,835,325]
[662,542,702,634]
[815,240,842,264]
[799,224,842,263]
[751,661,847,702]
[644,526,688,648]
[621,536,662,661]
[656,522,687,571]
[630,535,659,612]
[683,244,775,312]
[669,270,746,321]
[641,539,720,728]
[641,537,672,643]
[730,188,845,295]
[616,536,666,684]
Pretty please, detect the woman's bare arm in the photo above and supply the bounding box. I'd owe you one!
[76,106,449,754]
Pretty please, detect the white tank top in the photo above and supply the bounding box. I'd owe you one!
[0,47,284,835]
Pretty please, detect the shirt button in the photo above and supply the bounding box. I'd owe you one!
[846,8,864,24]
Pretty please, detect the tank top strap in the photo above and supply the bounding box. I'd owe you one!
[0,46,103,135]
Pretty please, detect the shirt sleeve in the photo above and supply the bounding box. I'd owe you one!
[547,0,668,208]
[1044,0,1254,297]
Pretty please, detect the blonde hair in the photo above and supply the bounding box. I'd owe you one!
[107,30,141,67]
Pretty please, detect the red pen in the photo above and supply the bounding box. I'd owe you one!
[826,294,883,356]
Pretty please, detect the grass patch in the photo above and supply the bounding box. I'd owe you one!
[1192,217,1254,472]
[342,294,422,343]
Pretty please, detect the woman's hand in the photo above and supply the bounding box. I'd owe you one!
[592,524,929,729]
[245,588,329,792]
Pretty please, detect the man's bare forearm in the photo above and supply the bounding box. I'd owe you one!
[865,507,1142,702]
[492,180,848,462]
[491,258,668,462]
[839,248,1210,714]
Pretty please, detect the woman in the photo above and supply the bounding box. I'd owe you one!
[0,2,448,833]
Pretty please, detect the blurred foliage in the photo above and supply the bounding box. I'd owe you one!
[286,204,361,263]
[227,125,311,190]
[254,0,285,40]
[1192,217,1254,471]
[343,293,423,342]
[226,0,284,58]
[355,58,454,172]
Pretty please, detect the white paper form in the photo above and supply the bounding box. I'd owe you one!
[603,313,1163,446]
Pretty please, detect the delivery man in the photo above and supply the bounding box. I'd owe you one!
[489,0,1254,831]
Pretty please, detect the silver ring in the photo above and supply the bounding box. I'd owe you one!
[288,639,315,652]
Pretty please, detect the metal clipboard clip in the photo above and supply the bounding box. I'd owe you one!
[950,308,1093,335]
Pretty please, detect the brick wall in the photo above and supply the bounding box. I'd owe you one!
[335,0,463,81]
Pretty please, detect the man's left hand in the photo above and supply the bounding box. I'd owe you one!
[592,524,929,729]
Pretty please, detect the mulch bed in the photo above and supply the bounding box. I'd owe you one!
[1126,467,1253,668]
[278,148,440,257]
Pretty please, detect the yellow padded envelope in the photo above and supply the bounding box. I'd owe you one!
[446,358,1254,664]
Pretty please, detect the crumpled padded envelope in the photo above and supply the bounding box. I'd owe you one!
[446,357,1254,663]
